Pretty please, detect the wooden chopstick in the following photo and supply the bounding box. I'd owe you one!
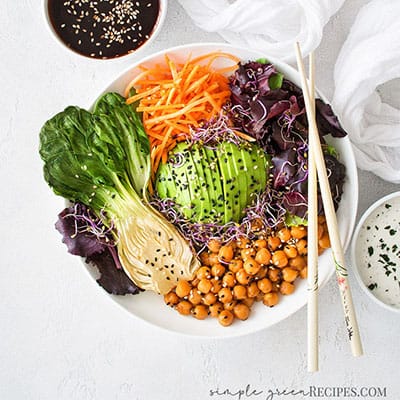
[295,43,363,358]
[307,51,319,372]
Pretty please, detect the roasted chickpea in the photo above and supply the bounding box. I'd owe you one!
[223,300,237,311]
[280,281,295,295]
[164,291,179,306]
[218,244,234,262]
[175,280,191,298]
[277,227,291,242]
[318,224,324,239]
[283,244,298,259]
[208,238,222,253]
[268,267,281,282]
[236,237,250,249]
[254,267,268,280]
[247,281,260,298]
[272,250,288,268]
[197,278,212,294]
[236,268,251,285]
[188,289,202,305]
[176,300,192,315]
[243,258,261,275]
[319,234,331,249]
[229,258,243,273]
[300,266,308,279]
[241,247,256,259]
[222,271,236,287]
[233,284,247,300]
[218,310,234,326]
[267,236,281,251]
[289,255,307,271]
[255,248,271,265]
[202,292,217,306]
[192,304,208,320]
[254,239,267,250]
[291,225,307,239]
[282,267,298,283]
[208,253,219,265]
[296,239,308,255]
[271,282,280,292]
[256,292,265,302]
[263,292,279,307]
[199,252,210,266]
[191,278,200,287]
[218,287,233,304]
[211,279,223,294]
[257,278,273,294]
[209,302,224,318]
[211,263,226,278]
[196,266,211,280]
[233,303,250,321]
[242,297,255,308]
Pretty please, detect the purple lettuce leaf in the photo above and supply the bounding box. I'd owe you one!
[283,191,308,219]
[55,205,107,257]
[86,250,141,295]
[227,61,347,221]
[315,99,347,138]
[55,203,140,296]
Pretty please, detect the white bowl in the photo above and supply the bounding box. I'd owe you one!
[42,0,167,60]
[351,191,400,313]
[83,43,358,337]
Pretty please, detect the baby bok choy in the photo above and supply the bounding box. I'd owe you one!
[39,92,199,294]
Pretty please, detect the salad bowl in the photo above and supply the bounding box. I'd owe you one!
[78,43,359,338]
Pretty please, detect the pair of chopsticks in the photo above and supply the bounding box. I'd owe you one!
[294,43,363,372]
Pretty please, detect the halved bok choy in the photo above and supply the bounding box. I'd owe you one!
[39,92,199,294]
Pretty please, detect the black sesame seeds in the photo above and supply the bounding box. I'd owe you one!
[48,0,160,59]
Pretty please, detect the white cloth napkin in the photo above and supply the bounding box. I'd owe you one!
[332,0,400,183]
[176,0,345,62]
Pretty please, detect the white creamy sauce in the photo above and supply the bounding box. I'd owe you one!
[355,196,400,309]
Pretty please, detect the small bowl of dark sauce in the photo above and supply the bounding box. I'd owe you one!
[44,0,167,60]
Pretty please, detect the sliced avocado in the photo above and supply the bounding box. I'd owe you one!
[199,146,219,222]
[216,143,235,223]
[227,142,249,220]
[250,145,269,191]
[203,147,225,224]
[241,145,265,202]
[156,141,269,225]
[155,160,176,200]
[187,144,211,222]
[177,146,203,220]
[221,142,243,222]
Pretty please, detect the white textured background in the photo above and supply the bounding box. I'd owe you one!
[1,0,399,399]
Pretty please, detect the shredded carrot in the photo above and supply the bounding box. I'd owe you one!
[125,51,240,176]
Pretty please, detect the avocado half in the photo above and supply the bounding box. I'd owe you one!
[155,141,270,224]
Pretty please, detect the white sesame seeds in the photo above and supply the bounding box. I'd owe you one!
[49,0,159,58]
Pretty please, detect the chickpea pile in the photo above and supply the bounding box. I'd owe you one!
[164,216,330,327]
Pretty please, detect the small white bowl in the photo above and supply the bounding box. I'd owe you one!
[351,191,400,313]
[43,0,167,60]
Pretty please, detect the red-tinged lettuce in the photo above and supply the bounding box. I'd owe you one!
[55,204,111,258]
[87,250,141,295]
[227,60,347,221]
[55,203,141,295]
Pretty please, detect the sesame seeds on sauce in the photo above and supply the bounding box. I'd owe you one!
[48,0,160,59]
